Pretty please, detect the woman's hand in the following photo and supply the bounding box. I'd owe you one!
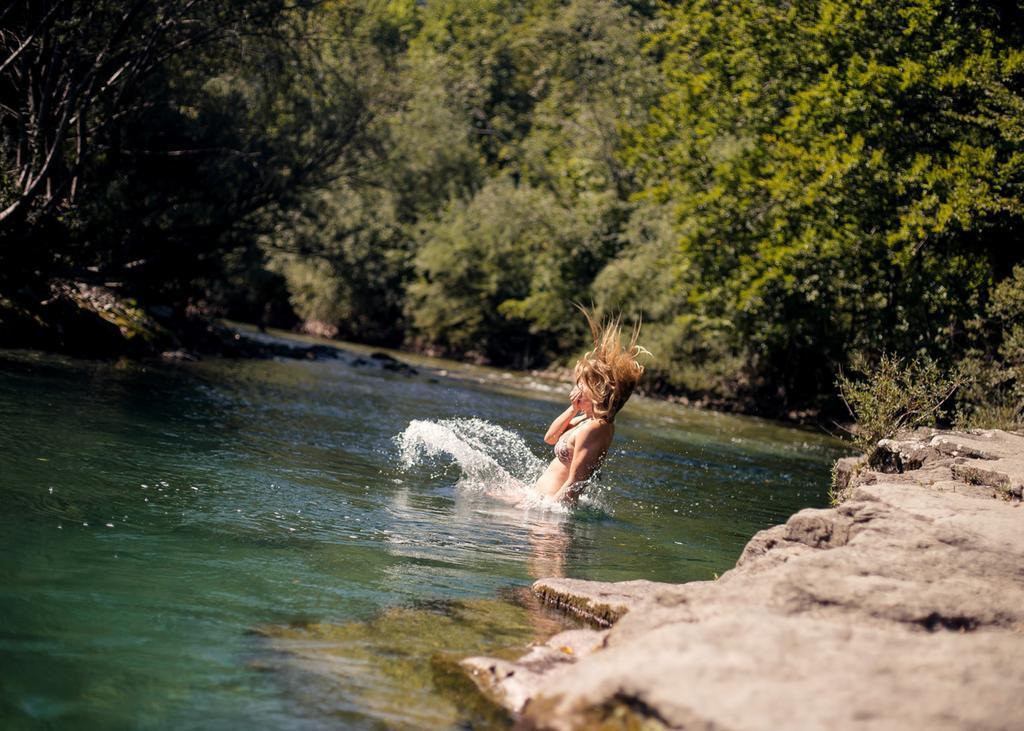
[544,397,582,445]
[570,385,587,413]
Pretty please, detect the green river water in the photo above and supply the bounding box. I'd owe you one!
[0,337,848,729]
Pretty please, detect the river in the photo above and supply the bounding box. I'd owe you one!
[0,340,847,729]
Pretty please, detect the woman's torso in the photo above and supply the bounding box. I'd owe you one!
[554,417,591,464]
[534,418,613,498]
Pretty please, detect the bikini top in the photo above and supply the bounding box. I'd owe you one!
[554,418,592,465]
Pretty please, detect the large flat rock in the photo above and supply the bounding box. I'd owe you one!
[462,430,1024,730]
[530,578,689,627]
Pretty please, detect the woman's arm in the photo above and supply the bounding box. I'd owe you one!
[544,403,579,445]
[544,387,584,445]
[552,426,608,503]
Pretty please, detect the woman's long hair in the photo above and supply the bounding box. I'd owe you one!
[573,306,649,421]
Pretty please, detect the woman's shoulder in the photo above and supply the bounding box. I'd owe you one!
[580,418,614,439]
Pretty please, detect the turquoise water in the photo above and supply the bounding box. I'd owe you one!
[0,343,847,729]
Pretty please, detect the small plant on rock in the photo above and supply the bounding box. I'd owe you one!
[836,353,965,456]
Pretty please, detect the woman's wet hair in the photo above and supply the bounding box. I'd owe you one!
[573,306,649,421]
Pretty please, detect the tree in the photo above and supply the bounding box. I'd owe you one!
[0,0,380,322]
[619,0,1024,410]
[0,0,288,231]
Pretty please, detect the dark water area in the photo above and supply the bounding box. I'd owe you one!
[0,343,849,729]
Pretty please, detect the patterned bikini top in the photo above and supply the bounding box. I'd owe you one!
[554,418,592,465]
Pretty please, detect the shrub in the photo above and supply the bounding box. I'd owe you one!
[836,353,965,455]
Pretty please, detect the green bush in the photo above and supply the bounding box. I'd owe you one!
[836,353,965,454]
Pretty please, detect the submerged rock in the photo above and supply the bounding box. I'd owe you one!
[250,594,576,729]
[464,430,1024,730]
[353,351,419,375]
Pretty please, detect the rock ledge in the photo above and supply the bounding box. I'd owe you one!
[462,429,1024,730]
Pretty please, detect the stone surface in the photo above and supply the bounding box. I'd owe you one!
[529,578,688,627]
[464,429,1024,730]
[462,628,609,714]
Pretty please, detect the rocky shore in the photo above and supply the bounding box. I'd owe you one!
[0,280,424,378]
[463,429,1024,730]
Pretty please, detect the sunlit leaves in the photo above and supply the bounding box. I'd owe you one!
[617,0,1024,410]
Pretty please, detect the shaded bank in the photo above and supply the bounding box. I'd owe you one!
[0,281,418,372]
[0,282,816,422]
[463,429,1024,729]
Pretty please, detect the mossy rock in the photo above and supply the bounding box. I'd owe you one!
[0,280,176,356]
[250,597,573,729]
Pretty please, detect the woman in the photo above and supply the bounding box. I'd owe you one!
[534,309,648,503]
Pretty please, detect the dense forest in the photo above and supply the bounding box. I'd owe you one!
[1,0,1022,423]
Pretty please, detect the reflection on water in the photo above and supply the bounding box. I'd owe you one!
[0,347,849,729]
[527,519,572,581]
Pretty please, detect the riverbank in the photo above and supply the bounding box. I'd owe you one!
[462,429,1024,729]
[0,280,837,424]
[0,281,418,369]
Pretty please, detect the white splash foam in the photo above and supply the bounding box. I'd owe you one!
[394,418,614,516]
[395,418,545,496]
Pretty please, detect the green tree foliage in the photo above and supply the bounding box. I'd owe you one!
[956,264,1024,428]
[407,176,599,365]
[397,0,656,363]
[265,182,410,343]
[621,0,1024,411]
[0,0,289,230]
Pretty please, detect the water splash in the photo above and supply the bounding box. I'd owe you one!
[394,418,610,515]
[395,418,545,497]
